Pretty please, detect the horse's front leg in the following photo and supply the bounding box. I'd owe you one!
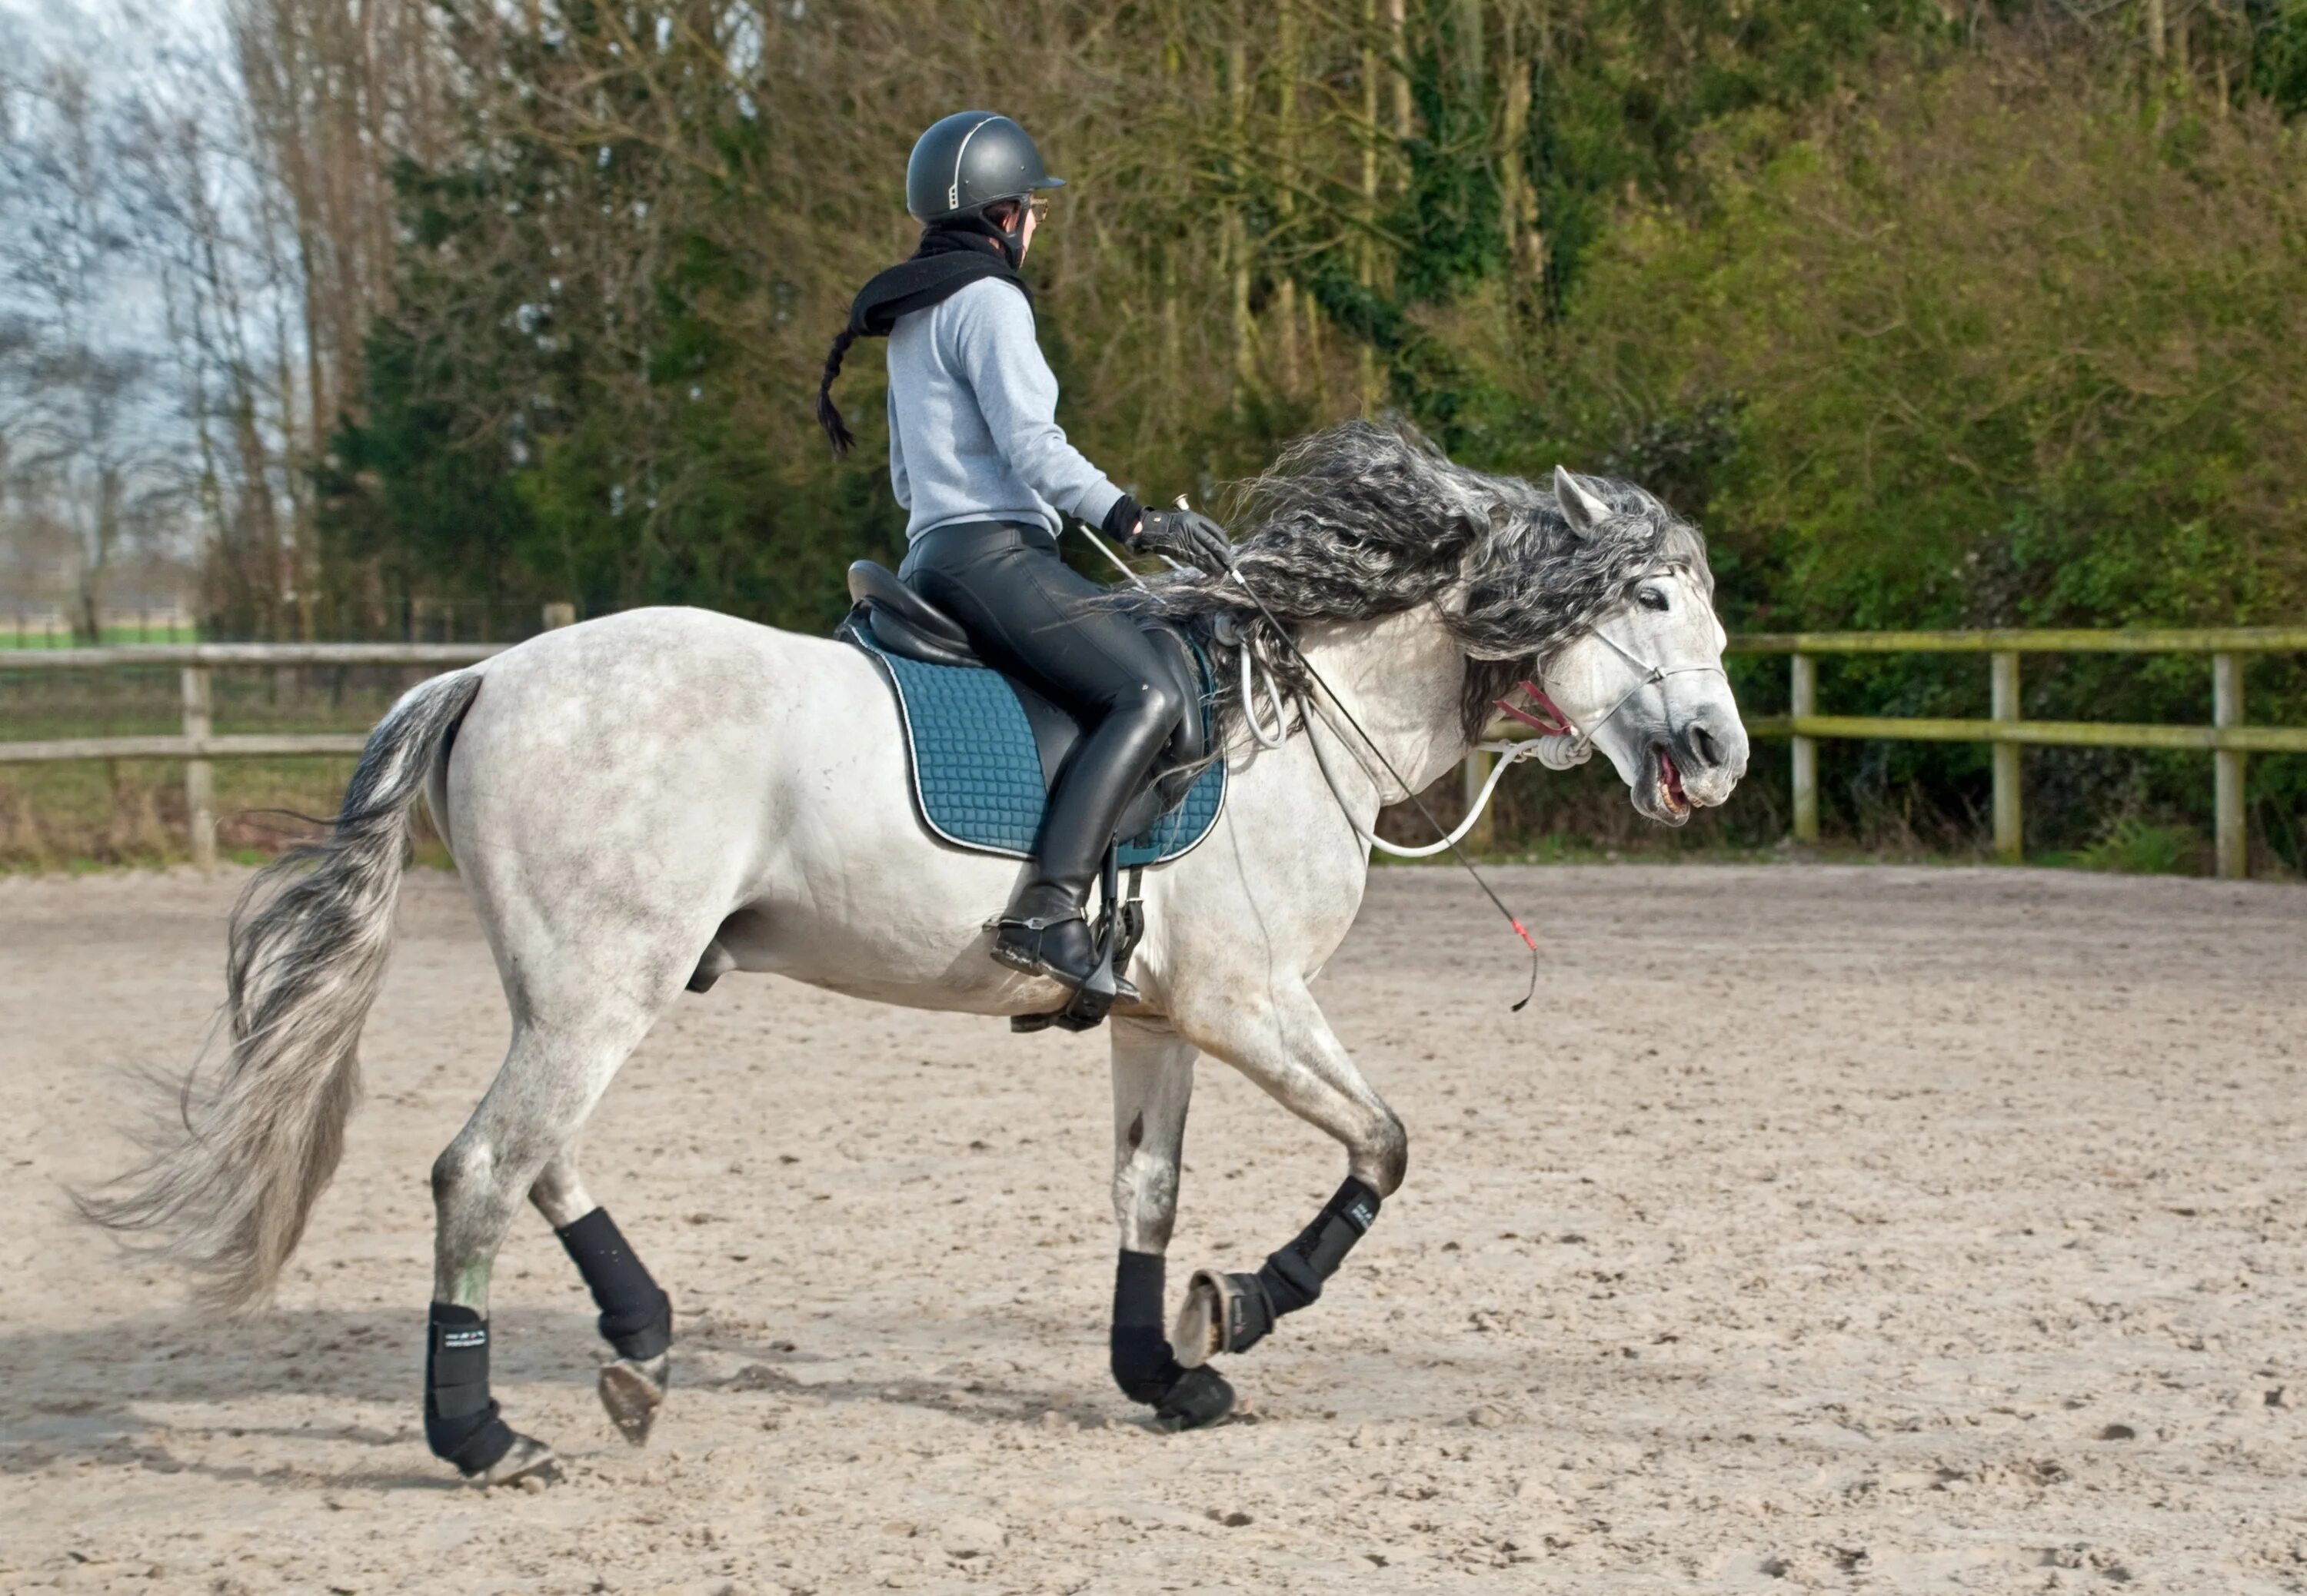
[1106,1017,1235,1431]
[1166,979,1404,1372]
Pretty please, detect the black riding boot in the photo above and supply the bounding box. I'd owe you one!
[897,521,1185,1002]
[994,685,1177,999]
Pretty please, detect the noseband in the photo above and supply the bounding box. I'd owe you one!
[1494,573,1729,756]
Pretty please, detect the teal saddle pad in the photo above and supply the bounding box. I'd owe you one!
[848,620,1225,867]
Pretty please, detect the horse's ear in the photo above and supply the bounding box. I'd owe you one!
[1553,465,1612,537]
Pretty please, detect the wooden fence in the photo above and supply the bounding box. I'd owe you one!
[5,627,2305,876]
[1727,627,2307,879]
[0,643,504,868]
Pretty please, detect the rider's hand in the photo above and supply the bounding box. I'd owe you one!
[1132,505,1235,574]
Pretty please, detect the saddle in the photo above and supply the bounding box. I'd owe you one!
[837,560,1220,855]
[836,560,1227,1032]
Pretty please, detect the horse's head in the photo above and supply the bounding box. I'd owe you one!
[1517,468,1748,826]
[1131,423,1749,826]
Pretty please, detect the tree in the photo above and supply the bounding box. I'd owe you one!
[0,42,178,639]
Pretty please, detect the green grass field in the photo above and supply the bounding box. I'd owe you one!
[0,666,441,869]
[0,625,203,649]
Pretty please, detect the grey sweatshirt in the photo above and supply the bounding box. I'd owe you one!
[884,278,1125,541]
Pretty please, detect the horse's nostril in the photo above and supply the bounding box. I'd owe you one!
[1689,723,1720,769]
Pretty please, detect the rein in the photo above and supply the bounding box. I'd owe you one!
[1305,713,1548,860]
[1220,568,1544,1011]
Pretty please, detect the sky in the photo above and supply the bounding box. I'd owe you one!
[0,0,254,575]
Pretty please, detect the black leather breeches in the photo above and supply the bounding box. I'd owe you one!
[901,521,1183,898]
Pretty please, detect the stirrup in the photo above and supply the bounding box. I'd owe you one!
[998,843,1145,1032]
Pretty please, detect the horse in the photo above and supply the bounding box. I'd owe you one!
[81,421,1748,1484]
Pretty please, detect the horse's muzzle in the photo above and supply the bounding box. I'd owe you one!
[1672,708,1748,806]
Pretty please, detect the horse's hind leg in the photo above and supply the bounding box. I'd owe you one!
[530,1149,674,1445]
[1166,981,1404,1375]
[426,1005,658,1484]
[1106,1019,1233,1431]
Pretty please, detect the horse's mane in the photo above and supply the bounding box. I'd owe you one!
[1126,419,1714,740]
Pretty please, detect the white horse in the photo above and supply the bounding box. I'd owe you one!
[85,424,1747,1483]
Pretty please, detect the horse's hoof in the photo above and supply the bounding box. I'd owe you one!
[476,1432,559,1487]
[1173,1271,1223,1368]
[1173,1268,1271,1366]
[1154,1365,1235,1432]
[598,1353,669,1446]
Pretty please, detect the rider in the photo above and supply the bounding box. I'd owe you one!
[817,111,1232,1002]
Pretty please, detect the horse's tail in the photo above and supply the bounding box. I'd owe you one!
[77,668,484,1316]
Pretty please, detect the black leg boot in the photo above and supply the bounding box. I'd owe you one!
[994,686,1176,999]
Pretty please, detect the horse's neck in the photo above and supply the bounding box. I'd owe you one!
[1294,605,1470,802]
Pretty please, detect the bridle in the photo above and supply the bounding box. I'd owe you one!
[1294,567,1729,866]
[1076,520,1727,1010]
[1492,567,1729,759]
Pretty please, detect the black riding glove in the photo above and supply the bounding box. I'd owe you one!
[1132,505,1235,574]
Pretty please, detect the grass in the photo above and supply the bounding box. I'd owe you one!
[0,668,431,869]
[0,756,467,872]
[0,756,359,869]
[0,770,2265,879]
[0,624,203,648]
[2054,818,2209,876]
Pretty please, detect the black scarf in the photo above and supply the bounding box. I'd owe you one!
[816,227,1031,457]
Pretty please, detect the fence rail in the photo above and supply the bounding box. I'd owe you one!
[6,627,2302,876]
[1722,628,2306,878]
[1728,626,2307,654]
[0,641,513,868]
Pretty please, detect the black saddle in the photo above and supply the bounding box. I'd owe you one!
[839,559,1210,843]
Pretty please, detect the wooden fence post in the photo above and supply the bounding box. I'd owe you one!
[2213,651,2245,879]
[541,602,576,631]
[1460,746,1495,853]
[1990,651,2022,863]
[1790,653,1818,843]
[181,663,216,870]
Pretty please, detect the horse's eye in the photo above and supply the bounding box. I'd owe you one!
[1638,588,1669,611]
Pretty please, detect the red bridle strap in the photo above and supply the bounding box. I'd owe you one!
[1493,679,1576,740]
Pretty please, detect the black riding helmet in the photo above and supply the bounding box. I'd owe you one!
[814,112,1066,456]
[906,112,1064,264]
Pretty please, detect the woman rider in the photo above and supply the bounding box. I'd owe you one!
[817,111,1232,1002]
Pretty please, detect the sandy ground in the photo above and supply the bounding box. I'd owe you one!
[2,863,2303,1594]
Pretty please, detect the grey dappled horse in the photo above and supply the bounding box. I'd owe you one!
[84,424,1746,1483]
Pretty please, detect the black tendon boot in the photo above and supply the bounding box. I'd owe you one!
[425,1302,516,1476]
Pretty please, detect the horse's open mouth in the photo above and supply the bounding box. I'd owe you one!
[1656,746,1691,822]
